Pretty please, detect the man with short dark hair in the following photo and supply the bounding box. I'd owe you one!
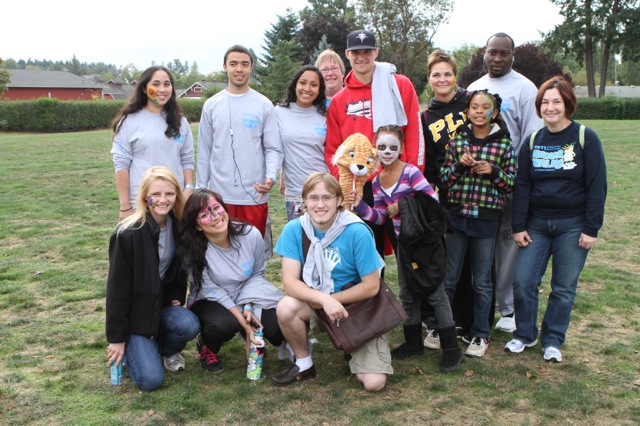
[197,45,283,237]
[468,33,543,333]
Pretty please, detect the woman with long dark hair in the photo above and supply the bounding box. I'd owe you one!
[276,65,328,221]
[111,66,194,221]
[178,189,284,373]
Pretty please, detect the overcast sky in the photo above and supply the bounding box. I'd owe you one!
[3,0,563,74]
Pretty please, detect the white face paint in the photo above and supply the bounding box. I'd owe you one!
[376,133,402,166]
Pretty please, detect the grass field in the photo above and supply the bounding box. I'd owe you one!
[0,120,639,425]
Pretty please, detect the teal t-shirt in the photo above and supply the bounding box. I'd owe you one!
[275,218,383,292]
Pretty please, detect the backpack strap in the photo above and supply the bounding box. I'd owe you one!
[529,124,585,151]
[529,130,538,151]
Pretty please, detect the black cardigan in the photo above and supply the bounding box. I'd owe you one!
[106,212,187,343]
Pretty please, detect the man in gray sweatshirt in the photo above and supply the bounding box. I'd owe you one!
[198,45,283,236]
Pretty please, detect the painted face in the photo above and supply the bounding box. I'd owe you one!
[224,52,253,89]
[295,70,321,108]
[484,36,514,78]
[428,62,456,101]
[376,133,402,166]
[467,94,496,128]
[145,70,172,107]
[197,199,226,225]
[145,179,177,221]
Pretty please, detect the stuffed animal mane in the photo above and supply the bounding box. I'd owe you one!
[331,133,378,210]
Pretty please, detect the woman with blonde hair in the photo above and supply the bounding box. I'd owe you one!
[106,166,200,390]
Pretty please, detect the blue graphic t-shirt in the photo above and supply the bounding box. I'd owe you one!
[275,218,383,292]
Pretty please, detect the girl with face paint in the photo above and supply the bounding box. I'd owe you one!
[438,90,516,358]
[352,126,464,372]
[177,189,284,374]
[106,166,200,390]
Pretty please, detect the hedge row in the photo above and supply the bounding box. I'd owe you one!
[0,96,638,133]
[574,97,640,120]
[0,98,206,133]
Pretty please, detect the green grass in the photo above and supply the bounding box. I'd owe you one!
[1,121,639,425]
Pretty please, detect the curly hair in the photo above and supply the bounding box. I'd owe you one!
[465,89,506,129]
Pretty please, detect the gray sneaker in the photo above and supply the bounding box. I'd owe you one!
[423,328,441,350]
[164,352,186,372]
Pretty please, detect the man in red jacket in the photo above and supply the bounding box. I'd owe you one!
[325,29,423,258]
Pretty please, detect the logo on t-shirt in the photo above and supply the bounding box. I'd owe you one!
[345,100,371,120]
[532,144,578,171]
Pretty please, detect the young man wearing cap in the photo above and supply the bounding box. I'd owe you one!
[467,33,542,334]
[325,29,424,258]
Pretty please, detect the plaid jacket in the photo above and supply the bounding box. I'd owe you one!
[439,123,516,220]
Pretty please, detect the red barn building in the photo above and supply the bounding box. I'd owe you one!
[1,69,104,100]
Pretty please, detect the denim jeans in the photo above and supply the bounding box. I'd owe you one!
[443,230,496,339]
[285,200,303,222]
[512,216,589,349]
[125,306,200,391]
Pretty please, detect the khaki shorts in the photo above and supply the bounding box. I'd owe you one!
[309,311,393,375]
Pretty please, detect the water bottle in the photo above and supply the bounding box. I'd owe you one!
[247,328,265,380]
[110,362,123,385]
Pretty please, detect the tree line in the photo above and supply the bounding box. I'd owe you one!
[2,0,639,100]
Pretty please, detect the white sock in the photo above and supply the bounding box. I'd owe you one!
[295,355,313,371]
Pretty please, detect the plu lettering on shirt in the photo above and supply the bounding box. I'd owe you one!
[174,134,185,144]
[240,260,254,278]
[242,113,260,130]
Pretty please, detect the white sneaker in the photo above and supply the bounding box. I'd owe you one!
[164,352,186,372]
[465,337,489,357]
[543,346,563,363]
[495,315,517,332]
[423,328,441,349]
[504,338,538,353]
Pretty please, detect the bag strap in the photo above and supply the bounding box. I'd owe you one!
[529,124,585,151]
[302,230,311,264]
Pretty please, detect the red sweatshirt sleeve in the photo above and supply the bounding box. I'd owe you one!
[325,98,342,179]
[395,74,424,172]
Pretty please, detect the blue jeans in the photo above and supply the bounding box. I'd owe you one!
[285,201,303,222]
[443,230,496,339]
[512,216,589,349]
[125,306,200,391]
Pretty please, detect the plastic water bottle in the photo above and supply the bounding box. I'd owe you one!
[247,328,265,380]
[110,362,123,385]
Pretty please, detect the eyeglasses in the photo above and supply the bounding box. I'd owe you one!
[305,195,337,204]
[319,66,341,75]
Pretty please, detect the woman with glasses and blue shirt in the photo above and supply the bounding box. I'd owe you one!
[315,49,346,105]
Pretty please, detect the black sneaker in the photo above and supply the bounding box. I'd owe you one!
[197,339,223,373]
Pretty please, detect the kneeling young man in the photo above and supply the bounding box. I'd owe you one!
[271,172,390,391]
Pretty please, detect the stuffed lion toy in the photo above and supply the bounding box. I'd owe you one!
[331,133,378,210]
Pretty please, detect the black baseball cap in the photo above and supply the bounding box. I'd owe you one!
[346,30,377,51]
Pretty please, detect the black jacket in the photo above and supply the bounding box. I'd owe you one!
[397,192,450,297]
[106,212,187,343]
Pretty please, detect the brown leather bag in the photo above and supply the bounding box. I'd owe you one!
[302,232,408,354]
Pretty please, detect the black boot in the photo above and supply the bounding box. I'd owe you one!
[391,323,424,360]
[438,325,463,372]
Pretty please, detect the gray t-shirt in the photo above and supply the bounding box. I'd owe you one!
[158,216,174,280]
[275,103,328,199]
[111,109,194,207]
